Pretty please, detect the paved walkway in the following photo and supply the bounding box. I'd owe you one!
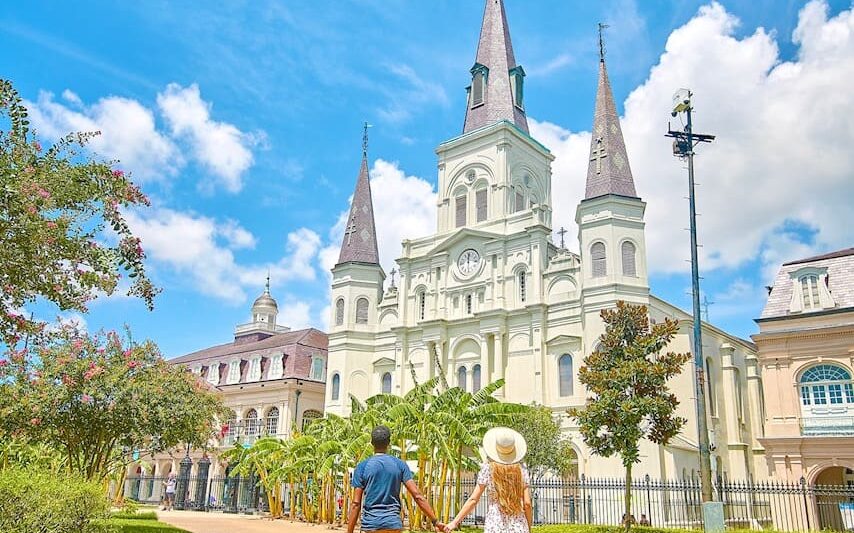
[157,510,343,533]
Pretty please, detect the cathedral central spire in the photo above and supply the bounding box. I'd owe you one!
[337,123,380,266]
[583,25,637,200]
[462,0,528,135]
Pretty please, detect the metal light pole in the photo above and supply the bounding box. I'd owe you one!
[666,89,716,504]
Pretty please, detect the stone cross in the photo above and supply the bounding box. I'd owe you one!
[389,267,397,287]
[590,137,607,174]
[345,218,357,245]
[557,226,568,249]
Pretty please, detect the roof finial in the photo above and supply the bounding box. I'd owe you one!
[265,270,271,295]
[362,121,372,158]
[598,22,609,63]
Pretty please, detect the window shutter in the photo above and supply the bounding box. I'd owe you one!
[592,242,607,277]
[515,189,525,213]
[455,195,467,227]
[476,189,487,222]
[519,271,526,303]
[621,241,637,276]
[472,72,484,106]
[335,299,344,326]
[355,298,369,324]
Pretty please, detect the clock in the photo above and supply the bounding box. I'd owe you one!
[457,249,481,276]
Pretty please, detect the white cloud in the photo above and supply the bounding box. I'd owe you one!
[156,83,256,192]
[528,53,573,77]
[533,1,854,275]
[45,312,88,336]
[278,298,312,330]
[26,90,180,181]
[125,207,319,302]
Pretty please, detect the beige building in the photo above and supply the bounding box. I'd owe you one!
[326,0,767,482]
[754,247,854,486]
[130,280,327,483]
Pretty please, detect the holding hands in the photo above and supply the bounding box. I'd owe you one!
[440,521,457,532]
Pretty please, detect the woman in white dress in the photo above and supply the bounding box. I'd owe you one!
[445,427,532,533]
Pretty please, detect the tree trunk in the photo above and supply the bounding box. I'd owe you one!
[624,462,633,533]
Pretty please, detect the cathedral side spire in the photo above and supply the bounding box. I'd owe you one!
[463,0,528,135]
[583,25,637,200]
[337,123,380,265]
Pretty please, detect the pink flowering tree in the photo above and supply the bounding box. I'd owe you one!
[0,325,228,481]
[0,79,158,346]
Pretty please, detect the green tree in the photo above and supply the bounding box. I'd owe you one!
[0,325,228,480]
[569,301,690,531]
[0,79,157,346]
[509,405,576,482]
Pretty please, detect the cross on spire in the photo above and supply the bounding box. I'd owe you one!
[344,217,357,245]
[362,121,371,158]
[557,226,568,249]
[265,270,271,294]
[598,22,609,63]
[590,137,607,174]
[389,267,398,287]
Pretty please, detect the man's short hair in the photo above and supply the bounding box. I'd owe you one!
[371,425,391,447]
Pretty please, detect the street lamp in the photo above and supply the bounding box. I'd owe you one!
[665,90,723,531]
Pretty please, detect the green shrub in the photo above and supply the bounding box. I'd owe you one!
[0,466,111,533]
[103,518,190,533]
[110,511,158,521]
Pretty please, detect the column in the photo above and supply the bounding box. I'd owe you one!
[480,336,490,392]
[194,455,211,510]
[493,333,505,398]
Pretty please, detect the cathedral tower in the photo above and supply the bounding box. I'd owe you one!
[576,32,648,303]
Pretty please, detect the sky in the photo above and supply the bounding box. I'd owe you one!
[3,0,853,358]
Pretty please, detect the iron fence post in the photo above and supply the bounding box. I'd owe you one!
[195,455,211,511]
[800,476,811,530]
[175,454,193,510]
[645,474,652,526]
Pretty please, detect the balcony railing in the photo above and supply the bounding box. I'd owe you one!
[800,415,854,436]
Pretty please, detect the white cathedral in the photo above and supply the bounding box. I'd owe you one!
[326,0,768,481]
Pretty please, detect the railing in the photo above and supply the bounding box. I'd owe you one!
[801,416,854,436]
[124,474,854,532]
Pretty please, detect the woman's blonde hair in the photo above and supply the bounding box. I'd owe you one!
[490,462,524,516]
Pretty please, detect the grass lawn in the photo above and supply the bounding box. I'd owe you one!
[95,512,190,533]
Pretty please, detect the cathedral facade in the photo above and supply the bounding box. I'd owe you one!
[326,0,767,481]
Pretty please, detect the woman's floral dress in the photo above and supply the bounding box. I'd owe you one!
[477,462,530,533]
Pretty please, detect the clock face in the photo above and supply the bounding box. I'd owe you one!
[457,249,481,276]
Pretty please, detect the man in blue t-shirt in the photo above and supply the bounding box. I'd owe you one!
[348,425,443,533]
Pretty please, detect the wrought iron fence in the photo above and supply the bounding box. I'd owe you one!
[124,473,854,532]
[453,475,854,532]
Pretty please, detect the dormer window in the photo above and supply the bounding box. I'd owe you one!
[247,356,262,382]
[207,363,220,385]
[800,275,820,310]
[227,359,241,384]
[509,66,525,109]
[269,353,284,379]
[470,64,488,108]
[789,267,834,314]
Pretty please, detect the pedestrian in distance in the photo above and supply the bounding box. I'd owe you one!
[347,425,444,533]
[162,472,177,511]
[444,427,532,533]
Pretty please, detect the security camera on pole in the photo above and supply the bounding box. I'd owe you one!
[665,90,724,533]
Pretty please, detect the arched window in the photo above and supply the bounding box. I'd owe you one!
[472,364,482,393]
[335,298,344,326]
[476,188,488,222]
[381,372,392,394]
[310,357,325,381]
[302,409,322,430]
[245,409,259,437]
[518,270,527,304]
[514,187,525,213]
[457,366,467,392]
[621,241,637,277]
[331,373,340,401]
[455,195,467,228]
[471,70,485,106]
[265,407,279,436]
[355,298,369,324]
[800,275,821,310]
[559,354,573,396]
[800,365,854,407]
[591,242,606,277]
[418,290,426,321]
[705,358,717,416]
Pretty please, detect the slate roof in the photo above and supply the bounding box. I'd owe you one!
[462,0,529,135]
[169,328,326,365]
[583,58,638,200]
[760,247,854,320]
[337,153,380,265]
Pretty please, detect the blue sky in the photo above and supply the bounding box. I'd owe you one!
[3,1,853,358]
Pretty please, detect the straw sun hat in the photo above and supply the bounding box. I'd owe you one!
[482,427,527,465]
